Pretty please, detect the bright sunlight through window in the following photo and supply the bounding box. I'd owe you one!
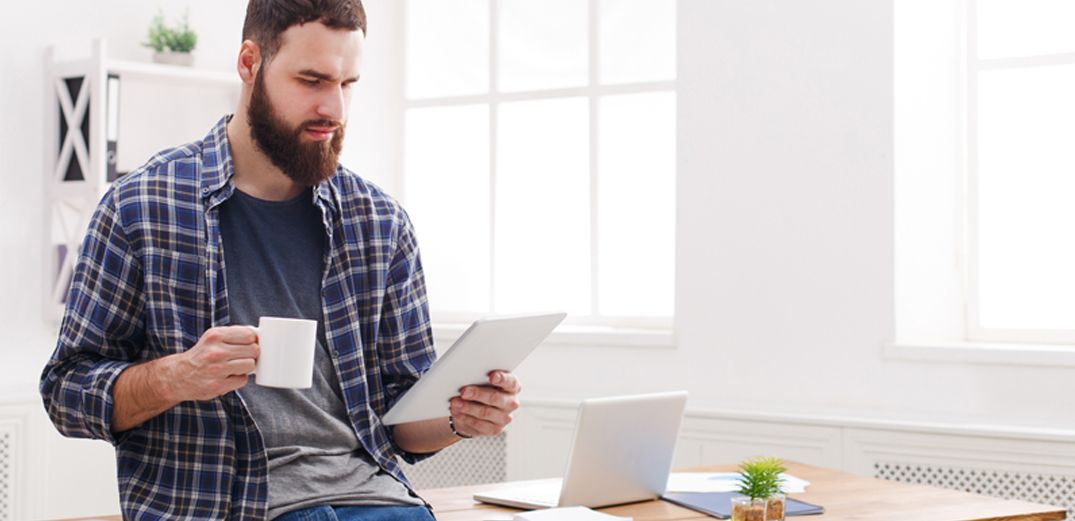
[402,0,677,327]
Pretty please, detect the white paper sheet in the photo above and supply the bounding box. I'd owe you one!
[513,506,632,521]
[665,472,810,493]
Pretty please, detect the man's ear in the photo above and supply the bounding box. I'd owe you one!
[237,40,262,85]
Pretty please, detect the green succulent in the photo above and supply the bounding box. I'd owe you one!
[736,456,787,500]
[143,10,198,53]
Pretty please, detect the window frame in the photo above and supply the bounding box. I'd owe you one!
[399,0,677,334]
[964,0,1075,344]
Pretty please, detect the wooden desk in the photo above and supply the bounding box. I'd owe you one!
[425,462,1066,521]
[55,462,1066,521]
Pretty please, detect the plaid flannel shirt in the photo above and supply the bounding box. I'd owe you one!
[40,116,438,520]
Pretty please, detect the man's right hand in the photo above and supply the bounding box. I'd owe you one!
[164,326,260,402]
[112,326,259,433]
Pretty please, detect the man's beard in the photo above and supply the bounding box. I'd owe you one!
[247,69,345,187]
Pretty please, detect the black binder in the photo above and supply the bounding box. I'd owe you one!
[106,73,121,181]
[662,492,825,519]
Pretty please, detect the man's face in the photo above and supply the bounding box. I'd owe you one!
[247,21,364,186]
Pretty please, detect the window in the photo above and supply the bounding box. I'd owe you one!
[966,0,1075,343]
[401,0,677,330]
[895,0,1075,347]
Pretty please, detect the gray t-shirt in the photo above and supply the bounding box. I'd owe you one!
[220,188,423,519]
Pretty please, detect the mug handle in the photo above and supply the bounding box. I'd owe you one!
[245,325,259,375]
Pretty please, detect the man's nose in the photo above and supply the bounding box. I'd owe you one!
[317,85,345,122]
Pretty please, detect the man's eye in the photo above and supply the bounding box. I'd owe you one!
[301,78,320,86]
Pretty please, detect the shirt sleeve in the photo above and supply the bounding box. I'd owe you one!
[377,209,439,463]
[40,186,146,446]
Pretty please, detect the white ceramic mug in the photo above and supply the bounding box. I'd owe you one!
[246,316,317,389]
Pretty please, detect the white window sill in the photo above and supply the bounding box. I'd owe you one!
[432,323,676,350]
[885,340,1075,367]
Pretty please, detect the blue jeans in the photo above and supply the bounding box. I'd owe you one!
[274,505,435,521]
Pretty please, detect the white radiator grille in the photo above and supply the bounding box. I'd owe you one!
[875,461,1075,520]
[0,428,11,521]
[401,432,507,489]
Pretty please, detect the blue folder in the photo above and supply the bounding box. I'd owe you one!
[662,492,825,519]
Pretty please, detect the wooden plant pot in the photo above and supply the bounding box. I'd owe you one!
[731,496,767,521]
[765,493,786,521]
[731,494,786,521]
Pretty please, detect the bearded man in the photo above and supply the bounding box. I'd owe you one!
[39,1,521,519]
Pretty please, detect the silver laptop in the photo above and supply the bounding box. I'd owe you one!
[473,391,688,510]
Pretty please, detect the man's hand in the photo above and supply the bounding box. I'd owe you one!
[112,326,259,432]
[164,326,260,402]
[448,370,521,437]
[388,370,522,453]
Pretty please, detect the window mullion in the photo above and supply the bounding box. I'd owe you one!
[964,0,982,340]
[489,0,500,314]
[978,53,1075,71]
[589,0,600,320]
[402,81,677,108]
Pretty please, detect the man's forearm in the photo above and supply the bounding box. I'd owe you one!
[392,417,460,454]
[111,356,181,433]
[111,326,260,433]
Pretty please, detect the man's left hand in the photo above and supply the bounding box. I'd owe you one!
[449,370,521,437]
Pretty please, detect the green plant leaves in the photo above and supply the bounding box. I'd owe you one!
[143,10,197,53]
[735,456,787,500]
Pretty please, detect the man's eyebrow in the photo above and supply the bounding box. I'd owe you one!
[298,69,361,83]
[298,69,335,81]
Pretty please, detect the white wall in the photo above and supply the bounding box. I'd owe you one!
[514,0,1075,432]
[0,1,244,391]
[0,0,400,392]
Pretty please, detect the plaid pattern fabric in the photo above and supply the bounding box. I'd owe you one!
[40,116,438,520]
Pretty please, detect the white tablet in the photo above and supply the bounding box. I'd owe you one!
[381,312,567,425]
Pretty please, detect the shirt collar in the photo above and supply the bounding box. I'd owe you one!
[198,115,234,201]
[199,115,341,216]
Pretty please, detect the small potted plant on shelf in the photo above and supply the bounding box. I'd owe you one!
[732,456,787,521]
[143,10,198,66]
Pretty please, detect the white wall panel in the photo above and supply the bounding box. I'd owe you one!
[0,412,24,521]
[843,427,1075,478]
[679,415,843,469]
[509,401,1075,506]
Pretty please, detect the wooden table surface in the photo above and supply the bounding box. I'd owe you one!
[55,461,1067,521]
[424,462,1066,521]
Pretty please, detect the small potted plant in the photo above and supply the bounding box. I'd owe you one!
[732,456,787,521]
[143,10,198,66]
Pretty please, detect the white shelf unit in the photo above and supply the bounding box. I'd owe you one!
[43,39,240,320]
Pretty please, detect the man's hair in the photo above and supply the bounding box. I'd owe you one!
[242,0,366,62]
